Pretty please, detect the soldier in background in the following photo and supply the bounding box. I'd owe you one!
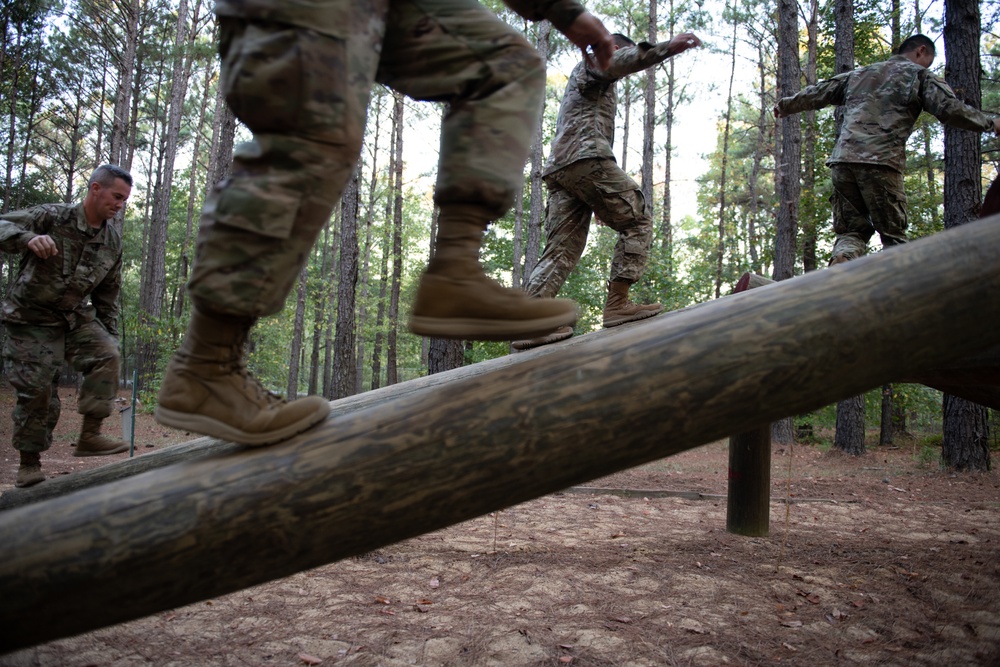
[0,165,133,488]
[514,31,702,351]
[154,0,616,446]
[774,34,1000,265]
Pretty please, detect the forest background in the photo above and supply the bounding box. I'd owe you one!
[0,0,998,466]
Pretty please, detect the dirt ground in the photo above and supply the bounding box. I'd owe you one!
[0,386,998,667]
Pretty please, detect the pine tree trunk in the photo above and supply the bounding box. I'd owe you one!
[287,265,308,399]
[715,19,737,299]
[109,0,140,168]
[774,0,800,282]
[176,56,214,319]
[830,0,865,453]
[640,0,656,222]
[525,24,547,283]
[941,0,990,471]
[835,394,865,455]
[659,0,676,259]
[355,93,385,393]
[137,0,192,392]
[386,93,404,387]
[334,168,361,399]
[942,394,991,470]
[801,0,819,273]
[879,384,894,446]
[771,0,802,443]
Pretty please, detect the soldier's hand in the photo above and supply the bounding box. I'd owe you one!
[27,234,58,259]
[562,11,616,70]
[668,32,702,57]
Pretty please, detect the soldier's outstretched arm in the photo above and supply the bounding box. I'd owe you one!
[773,73,849,119]
[920,73,999,134]
[598,32,701,81]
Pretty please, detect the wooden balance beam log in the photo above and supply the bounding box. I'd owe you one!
[0,352,532,511]
[2,216,1000,652]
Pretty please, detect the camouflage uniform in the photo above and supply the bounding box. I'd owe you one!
[189,0,587,318]
[776,54,998,261]
[526,40,680,298]
[0,204,122,454]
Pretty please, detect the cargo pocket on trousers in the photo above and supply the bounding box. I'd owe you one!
[220,21,348,146]
[593,181,646,224]
[211,179,302,240]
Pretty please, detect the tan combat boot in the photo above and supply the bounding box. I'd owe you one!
[409,205,577,341]
[15,450,44,488]
[155,309,330,446]
[74,415,129,457]
[511,326,574,351]
[602,280,663,328]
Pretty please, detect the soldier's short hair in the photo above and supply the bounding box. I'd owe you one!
[611,33,635,49]
[897,34,935,56]
[89,164,133,188]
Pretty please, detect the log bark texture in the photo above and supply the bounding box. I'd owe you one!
[3,218,1000,651]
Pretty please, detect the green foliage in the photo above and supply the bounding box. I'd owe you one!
[914,440,939,468]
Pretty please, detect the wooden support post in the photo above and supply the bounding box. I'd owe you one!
[1,217,1000,652]
[726,427,772,536]
[726,272,776,537]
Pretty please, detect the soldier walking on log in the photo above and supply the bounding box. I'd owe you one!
[154,0,617,445]
[513,31,701,351]
[0,165,133,488]
[774,34,1000,265]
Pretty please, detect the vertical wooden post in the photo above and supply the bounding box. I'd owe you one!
[726,427,772,536]
[727,272,776,536]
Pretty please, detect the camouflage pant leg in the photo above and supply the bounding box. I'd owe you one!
[188,2,385,318]
[555,158,651,283]
[4,324,64,453]
[65,319,120,419]
[830,164,908,262]
[377,0,545,218]
[524,180,593,298]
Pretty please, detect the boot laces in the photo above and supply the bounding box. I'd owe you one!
[224,357,287,407]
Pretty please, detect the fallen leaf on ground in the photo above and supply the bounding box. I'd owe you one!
[298,653,322,665]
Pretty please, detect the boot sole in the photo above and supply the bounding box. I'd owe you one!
[511,329,575,351]
[73,444,130,457]
[154,404,330,447]
[15,474,45,488]
[603,308,664,328]
[409,312,576,341]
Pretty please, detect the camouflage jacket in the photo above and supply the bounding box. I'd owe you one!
[0,203,122,335]
[215,0,586,38]
[544,40,682,177]
[776,55,997,173]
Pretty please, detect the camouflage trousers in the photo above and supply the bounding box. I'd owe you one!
[525,158,652,299]
[188,0,545,318]
[829,163,908,263]
[3,321,119,453]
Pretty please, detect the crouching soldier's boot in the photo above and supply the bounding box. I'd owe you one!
[155,309,330,446]
[409,205,578,341]
[15,451,44,488]
[74,415,129,456]
[602,280,663,328]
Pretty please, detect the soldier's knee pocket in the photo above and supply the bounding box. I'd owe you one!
[220,19,349,145]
